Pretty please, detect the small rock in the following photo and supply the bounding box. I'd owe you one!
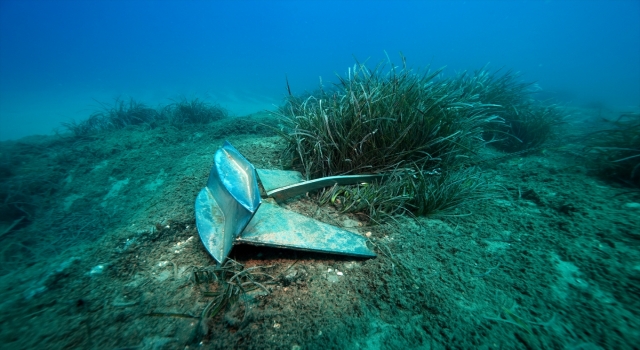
[623,202,640,210]
[88,264,105,276]
[342,218,362,228]
[155,270,171,282]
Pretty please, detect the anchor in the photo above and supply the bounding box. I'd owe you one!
[195,141,378,264]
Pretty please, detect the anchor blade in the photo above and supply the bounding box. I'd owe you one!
[238,200,375,258]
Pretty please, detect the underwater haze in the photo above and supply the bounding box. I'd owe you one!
[3,1,640,348]
[0,0,639,140]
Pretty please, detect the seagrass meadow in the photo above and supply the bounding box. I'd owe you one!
[0,60,638,349]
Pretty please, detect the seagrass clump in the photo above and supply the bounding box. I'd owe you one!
[317,166,493,221]
[62,97,160,136]
[459,67,565,152]
[164,97,228,125]
[276,57,504,217]
[584,112,640,186]
[62,97,228,137]
[277,59,501,180]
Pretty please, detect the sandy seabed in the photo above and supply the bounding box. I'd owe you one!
[0,109,638,349]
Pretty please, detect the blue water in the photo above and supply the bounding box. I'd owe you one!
[1,0,638,140]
